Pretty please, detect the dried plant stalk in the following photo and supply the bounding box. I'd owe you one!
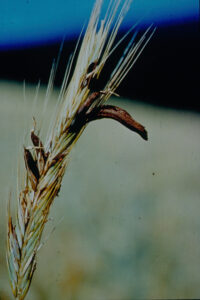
[7,0,155,299]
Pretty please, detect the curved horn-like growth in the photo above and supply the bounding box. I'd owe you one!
[7,1,155,299]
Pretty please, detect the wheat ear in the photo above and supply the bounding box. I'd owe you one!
[7,0,155,299]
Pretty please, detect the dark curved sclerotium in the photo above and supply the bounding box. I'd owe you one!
[89,105,148,140]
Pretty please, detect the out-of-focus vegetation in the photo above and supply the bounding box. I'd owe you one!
[0,81,200,299]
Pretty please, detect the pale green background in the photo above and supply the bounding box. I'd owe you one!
[0,81,200,299]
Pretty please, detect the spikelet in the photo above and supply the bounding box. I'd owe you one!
[7,0,155,299]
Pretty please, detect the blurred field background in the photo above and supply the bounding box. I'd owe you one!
[0,1,199,298]
[0,81,200,299]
